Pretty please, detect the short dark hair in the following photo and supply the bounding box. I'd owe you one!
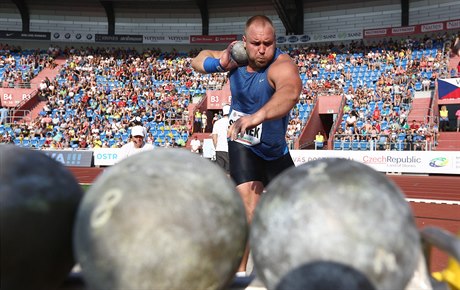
[245,15,274,36]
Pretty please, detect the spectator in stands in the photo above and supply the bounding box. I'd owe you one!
[439,105,449,131]
[194,110,202,133]
[314,131,325,149]
[412,130,425,151]
[409,119,420,131]
[201,110,208,133]
[0,106,9,125]
[451,35,460,56]
[118,125,154,161]
[372,107,381,121]
[345,110,358,131]
[456,108,460,133]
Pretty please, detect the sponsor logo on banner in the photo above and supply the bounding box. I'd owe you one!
[421,22,444,32]
[95,34,143,43]
[277,32,358,45]
[288,35,299,43]
[392,26,416,35]
[300,35,311,42]
[143,35,189,44]
[364,29,388,37]
[43,150,93,167]
[0,31,50,40]
[190,35,238,43]
[313,33,337,41]
[429,157,448,167]
[345,32,362,38]
[277,36,287,43]
[446,19,460,29]
[52,31,95,42]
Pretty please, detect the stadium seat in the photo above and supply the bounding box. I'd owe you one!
[352,140,360,150]
[358,140,367,150]
[333,140,342,150]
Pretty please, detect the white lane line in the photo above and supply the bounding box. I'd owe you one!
[406,198,460,205]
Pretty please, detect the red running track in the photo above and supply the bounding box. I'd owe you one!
[68,167,459,272]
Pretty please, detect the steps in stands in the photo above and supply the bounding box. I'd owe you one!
[436,132,460,151]
[30,57,66,88]
[407,91,432,123]
[20,57,67,121]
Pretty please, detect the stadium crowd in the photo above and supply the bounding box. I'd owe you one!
[0,44,57,88]
[0,31,459,151]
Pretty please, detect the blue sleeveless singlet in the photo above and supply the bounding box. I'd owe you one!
[228,48,290,160]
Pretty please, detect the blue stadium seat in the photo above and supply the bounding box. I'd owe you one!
[333,140,342,150]
[359,141,368,150]
[352,140,360,150]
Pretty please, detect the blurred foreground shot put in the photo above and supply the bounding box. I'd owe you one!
[250,158,422,290]
[73,148,248,290]
[0,145,83,290]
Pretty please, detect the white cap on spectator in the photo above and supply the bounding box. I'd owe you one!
[131,126,145,137]
[222,104,230,116]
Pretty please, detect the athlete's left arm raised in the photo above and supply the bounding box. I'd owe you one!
[228,54,301,140]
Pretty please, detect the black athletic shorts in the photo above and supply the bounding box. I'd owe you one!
[228,140,295,186]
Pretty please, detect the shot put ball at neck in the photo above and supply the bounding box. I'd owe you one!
[231,41,249,65]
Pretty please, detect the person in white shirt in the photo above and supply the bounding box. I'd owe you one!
[190,136,201,154]
[212,104,230,174]
[118,126,154,162]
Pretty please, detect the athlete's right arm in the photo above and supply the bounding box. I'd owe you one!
[191,42,238,73]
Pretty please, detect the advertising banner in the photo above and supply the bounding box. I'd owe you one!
[51,31,95,42]
[364,19,460,38]
[190,35,238,44]
[276,31,362,45]
[91,148,459,174]
[93,148,123,166]
[290,150,460,175]
[43,150,93,167]
[0,31,50,40]
[143,35,189,44]
[95,34,143,43]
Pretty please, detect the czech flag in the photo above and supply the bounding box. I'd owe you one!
[438,78,460,99]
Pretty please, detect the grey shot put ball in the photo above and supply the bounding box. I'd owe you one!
[231,41,248,65]
[74,148,248,290]
[0,145,84,290]
[250,158,420,290]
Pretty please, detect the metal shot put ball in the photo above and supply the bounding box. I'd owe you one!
[231,41,248,65]
[74,149,248,290]
[0,145,83,290]
[250,158,420,290]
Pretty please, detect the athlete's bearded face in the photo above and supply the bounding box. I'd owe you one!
[243,22,276,71]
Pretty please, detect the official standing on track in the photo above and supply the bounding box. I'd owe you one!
[118,125,154,161]
[191,15,302,274]
[212,104,231,174]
